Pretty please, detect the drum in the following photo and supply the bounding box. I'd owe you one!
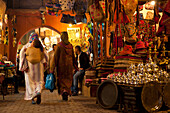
[163,82,170,108]
[97,80,118,109]
[141,81,163,112]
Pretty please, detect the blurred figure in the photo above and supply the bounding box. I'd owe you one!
[2,56,19,94]
[50,32,76,101]
[48,44,57,72]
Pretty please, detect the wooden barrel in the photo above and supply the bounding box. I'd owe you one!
[163,82,170,108]
[141,81,163,112]
[97,80,118,109]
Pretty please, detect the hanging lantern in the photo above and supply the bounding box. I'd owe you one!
[12,28,17,47]
[4,27,8,45]
[13,37,17,47]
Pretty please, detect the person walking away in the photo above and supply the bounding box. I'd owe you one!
[44,44,57,89]
[50,32,77,101]
[48,44,57,71]
[20,34,48,104]
[72,46,90,96]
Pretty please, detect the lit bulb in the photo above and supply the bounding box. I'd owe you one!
[151,1,155,5]
[0,22,2,28]
[69,24,72,27]
[76,32,79,38]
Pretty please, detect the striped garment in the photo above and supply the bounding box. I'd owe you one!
[19,42,48,100]
[24,56,47,100]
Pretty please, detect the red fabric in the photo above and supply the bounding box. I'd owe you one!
[135,41,146,50]
[115,55,142,60]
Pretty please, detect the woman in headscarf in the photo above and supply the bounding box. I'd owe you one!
[19,33,48,104]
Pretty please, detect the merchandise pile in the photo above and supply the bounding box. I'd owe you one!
[113,54,143,73]
[108,59,170,85]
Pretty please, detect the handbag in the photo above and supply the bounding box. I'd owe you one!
[46,2,61,16]
[73,0,87,15]
[89,1,106,22]
[45,73,55,92]
[75,14,87,23]
[60,14,76,24]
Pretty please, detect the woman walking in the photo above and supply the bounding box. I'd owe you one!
[20,34,47,104]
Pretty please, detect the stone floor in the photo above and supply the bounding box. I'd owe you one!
[0,89,118,113]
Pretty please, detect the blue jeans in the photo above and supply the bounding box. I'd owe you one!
[72,70,85,93]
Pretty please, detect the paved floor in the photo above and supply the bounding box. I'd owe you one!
[0,89,118,113]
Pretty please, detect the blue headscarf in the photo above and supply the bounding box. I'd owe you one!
[29,32,39,43]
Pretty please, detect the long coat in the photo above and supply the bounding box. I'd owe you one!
[51,41,76,95]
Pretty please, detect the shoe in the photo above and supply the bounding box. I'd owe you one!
[14,91,19,94]
[62,92,68,101]
[72,92,78,96]
[36,93,41,104]
[32,100,36,104]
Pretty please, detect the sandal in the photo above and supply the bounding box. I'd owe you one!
[32,99,36,104]
[62,92,68,101]
[36,93,41,104]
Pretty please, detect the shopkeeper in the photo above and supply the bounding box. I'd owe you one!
[72,46,90,96]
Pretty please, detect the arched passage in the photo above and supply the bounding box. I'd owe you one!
[18,25,61,47]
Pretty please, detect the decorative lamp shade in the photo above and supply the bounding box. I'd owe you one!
[0,0,6,15]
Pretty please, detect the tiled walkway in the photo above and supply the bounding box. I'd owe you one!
[0,89,118,113]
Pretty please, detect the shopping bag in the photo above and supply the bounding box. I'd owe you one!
[45,73,55,92]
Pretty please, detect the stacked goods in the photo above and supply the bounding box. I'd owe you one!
[96,59,114,77]
[114,54,143,73]
[109,60,170,85]
[84,69,98,86]
[113,45,143,73]
[134,41,147,57]
[83,68,99,97]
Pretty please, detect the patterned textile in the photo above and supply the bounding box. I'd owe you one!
[59,0,75,11]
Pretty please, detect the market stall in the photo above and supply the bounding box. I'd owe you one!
[73,0,170,112]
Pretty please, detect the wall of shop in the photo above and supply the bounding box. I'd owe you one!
[6,9,85,64]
